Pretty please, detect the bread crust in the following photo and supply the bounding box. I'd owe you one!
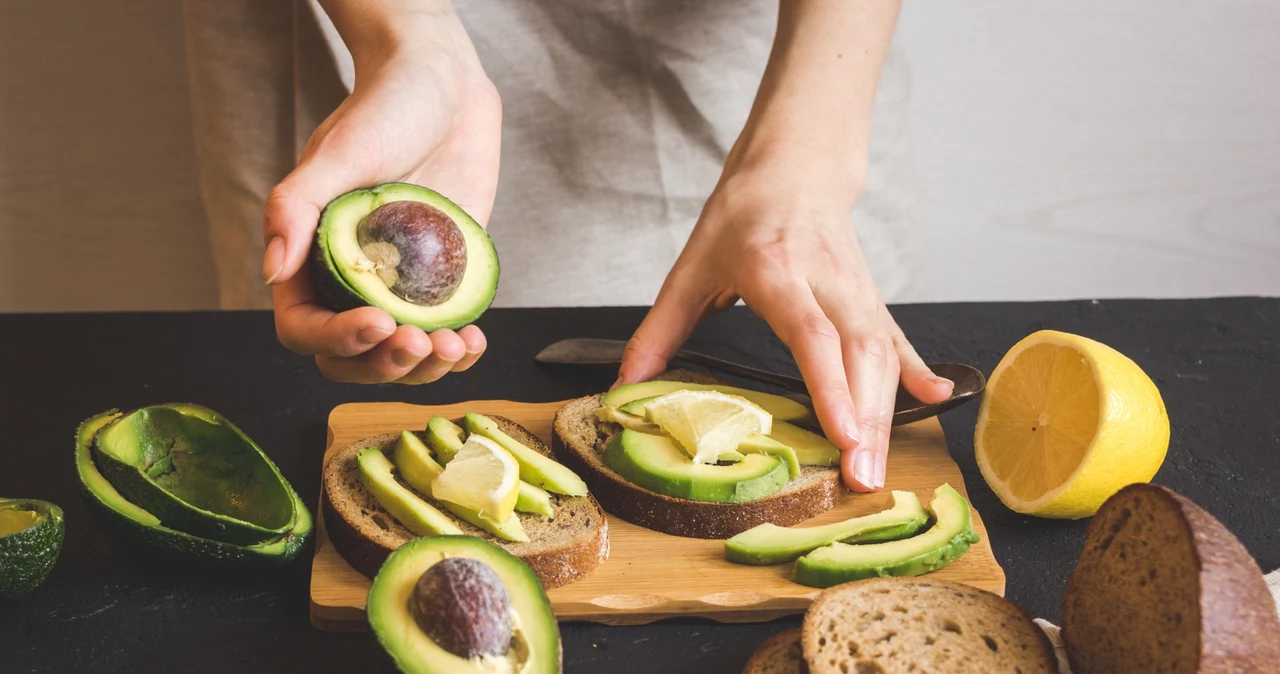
[551,373,844,539]
[1061,483,1280,673]
[321,416,608,589]
[742,628,807,674]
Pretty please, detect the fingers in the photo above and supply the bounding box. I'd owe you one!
[450,325,488,372]
[889,321,954,404]
[405,329,468,384]
[872,343,902,488]
[314,325,434,384]
[617,269,713,388]
[272,268,396,358]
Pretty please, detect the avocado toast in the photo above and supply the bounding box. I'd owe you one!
[323,415,609,589]
[552,371,845,539]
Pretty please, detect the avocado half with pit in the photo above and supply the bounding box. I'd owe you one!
[76,409,312,565]
[0,498,65,598]
[368,536,561,674]
[311,183,499,332]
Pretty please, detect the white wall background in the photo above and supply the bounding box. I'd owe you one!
[0,1,1276,313]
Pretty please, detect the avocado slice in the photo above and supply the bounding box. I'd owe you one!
[594,406,661,434]
[425,416,466,463]
[310,183,499,332]
[724,491,929,565]
[601,380,811,423]
[391,432,529,543]
[0,498,65,598]
[792,483,980,588]
[464,413,588,496]
[358,448,464,537]
[603,429,790,504]
[768,420,841,467]
[367,536,561,674]
[736,435,802,479]
[91,404,298,546]
[75,411,312,566]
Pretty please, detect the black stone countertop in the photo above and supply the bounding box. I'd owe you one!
[2,299,1277,672]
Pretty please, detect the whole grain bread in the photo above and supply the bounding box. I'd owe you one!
[1061,483,1280,674]
[742,628,808,674]
[551,370,843,539]
[322,415,609,589]
[801,578,1056,674]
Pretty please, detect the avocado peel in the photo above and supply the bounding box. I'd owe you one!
[0,497,65,598]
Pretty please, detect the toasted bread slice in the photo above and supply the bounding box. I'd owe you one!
[801,578,1056,674]
[551,370,843,539]
[1061,483,1280,674]
[322,415,608,589]
[742,628,806,674]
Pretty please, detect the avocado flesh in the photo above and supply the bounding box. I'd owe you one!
[392,432,529,543]
[768,421,840,467]
[736,435,802,478]
[311,183,499,332]
[0,498,65,598]
[604,430,789,504]
[724,491,929,565]
[793,483,980,588]
[368,536,560,674]
[600,380,811,423]
[594,406,661,434]
[91,405,296,546]
[464,413,588,497]
[426,416,466,463]
[358,448,464,537]
[75,411,313,566]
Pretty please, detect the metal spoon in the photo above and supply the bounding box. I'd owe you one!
[534,338,985,426]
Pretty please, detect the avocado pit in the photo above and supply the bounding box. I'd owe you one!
[356,200,467,306]
[411,556,515,660]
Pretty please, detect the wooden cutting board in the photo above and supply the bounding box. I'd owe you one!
[309,400,1004,630]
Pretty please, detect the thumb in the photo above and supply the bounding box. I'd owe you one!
[616,274,711,389]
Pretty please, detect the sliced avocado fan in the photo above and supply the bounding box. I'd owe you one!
[76,410,312,566]
[0,497,65,598]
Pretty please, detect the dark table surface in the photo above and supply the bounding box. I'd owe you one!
[3,298,1278,673]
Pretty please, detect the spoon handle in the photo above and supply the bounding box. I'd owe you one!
[672,348,809,394]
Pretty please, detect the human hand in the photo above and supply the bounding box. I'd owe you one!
[617,142,954,492]
[262,11,499,384]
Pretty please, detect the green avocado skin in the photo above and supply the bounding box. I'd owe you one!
[76,411,313,567]
[792,529,980,589]
[0,499,65,598]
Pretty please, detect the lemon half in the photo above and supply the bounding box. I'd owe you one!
[974,330,1169,519]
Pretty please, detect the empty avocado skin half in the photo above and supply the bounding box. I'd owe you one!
[310,183,500,332]
[76,410,312,566]
[0,498,65,598]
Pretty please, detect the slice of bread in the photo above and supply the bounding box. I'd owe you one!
[1061,483,1280,674]
[742,628,807,674]
[800,578,1056,674]
[552,370,843,539]
[322,415,609,589]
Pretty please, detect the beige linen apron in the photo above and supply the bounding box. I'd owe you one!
[183,0,919,310]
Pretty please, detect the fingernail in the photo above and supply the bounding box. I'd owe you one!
[358,325,394,345]
[854,448,876,489]
[262,236,285,285]
[932,376,955,392]
[392,348,423,368]
[875,452,887,488]
[841,413,862,449]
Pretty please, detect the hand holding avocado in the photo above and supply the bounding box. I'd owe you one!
[261,10,498,386]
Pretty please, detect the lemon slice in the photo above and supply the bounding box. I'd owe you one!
[643,390,773,464]
[430,434,520,522]
[974,330,1169,519]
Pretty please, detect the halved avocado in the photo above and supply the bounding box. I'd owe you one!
[792,483,980,588]
[310,183,499,332]
[603,429,789,504]
[368,536,561,674]
[724,491,929,565]
[602,381,811,423]
[75,411,312,566]
[91,404,297,546]
[390,433,529,543]
[0,498,65,598]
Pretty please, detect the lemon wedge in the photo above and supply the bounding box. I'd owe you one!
[643,390,773,464]
[430,434,520,523]
[974,330,1169,518]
